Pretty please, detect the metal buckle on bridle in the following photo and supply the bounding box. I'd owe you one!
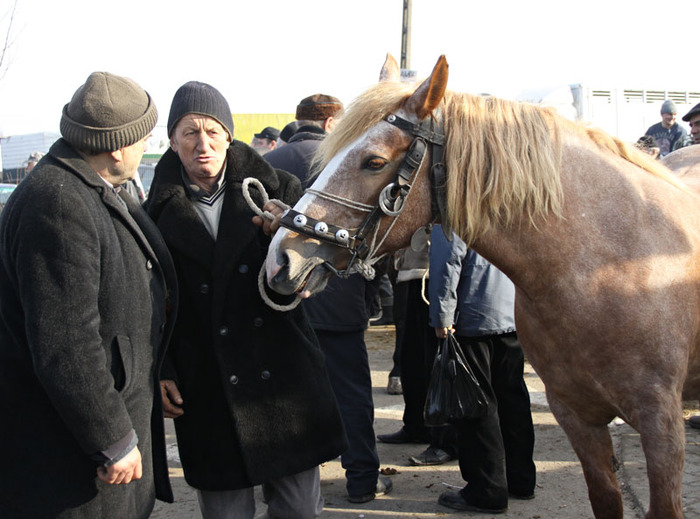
[378,183,406,216]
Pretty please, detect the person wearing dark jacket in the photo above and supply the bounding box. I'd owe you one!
[0,72,178,519]
[144,81,346,519]
[303,273,392,503]
[644,100,689,157]
[263,94,344,187]
[429,226,536,514]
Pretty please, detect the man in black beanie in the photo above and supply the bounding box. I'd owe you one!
[0,72,178,519]
[144,81,346,519]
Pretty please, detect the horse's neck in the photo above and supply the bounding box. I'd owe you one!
[469,146,639,290]
[472,142,696,296]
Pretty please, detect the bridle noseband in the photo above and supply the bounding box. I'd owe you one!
[278,112,447,279]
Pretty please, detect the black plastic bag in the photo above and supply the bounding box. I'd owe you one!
[424,331,488,425]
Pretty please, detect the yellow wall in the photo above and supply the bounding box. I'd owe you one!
[233,113,296,145]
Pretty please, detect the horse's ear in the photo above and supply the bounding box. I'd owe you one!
[379,53,401,83]
[405,55,449,119]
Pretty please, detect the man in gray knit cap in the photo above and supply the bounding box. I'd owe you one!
[0,71,179,519]
[145,81,346,519]
[644,99,690,157]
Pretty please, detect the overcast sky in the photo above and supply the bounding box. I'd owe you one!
[0,0,697,137]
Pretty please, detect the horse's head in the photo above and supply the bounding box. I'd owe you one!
[265,55,449,297]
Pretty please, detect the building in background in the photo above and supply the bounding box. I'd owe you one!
[232,113,295,145]
[518,85,700,143]
[0,132,60,183]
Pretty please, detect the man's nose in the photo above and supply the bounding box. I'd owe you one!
[195,133,209,149]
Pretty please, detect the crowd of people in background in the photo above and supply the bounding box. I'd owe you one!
[2,68,700,519]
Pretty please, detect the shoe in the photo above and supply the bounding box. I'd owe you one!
[368,308,383,324]
[347,476,393,503]
[509,491,535,500]
[377,428,428,444]
[689,415,700,429]
[438,491,507,514]
[371,305,394,326]
[387,376,403,395]
[409,446,454,466]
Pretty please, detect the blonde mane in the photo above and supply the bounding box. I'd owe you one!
[317,82,683,246]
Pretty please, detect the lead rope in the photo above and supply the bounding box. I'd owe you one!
[242,178,302,312]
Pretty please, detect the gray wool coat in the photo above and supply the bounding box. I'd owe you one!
[144,142,347,491]
[0,139,178,519]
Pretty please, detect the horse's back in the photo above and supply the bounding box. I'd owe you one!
[663,146,700,193]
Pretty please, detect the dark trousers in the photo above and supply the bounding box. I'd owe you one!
[315,329,379,496]
[389,279,406,379]
[454,332,536,509]
[397,279,457,452]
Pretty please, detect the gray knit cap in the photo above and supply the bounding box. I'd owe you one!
[60,72,158,152]
[661,99,678,115]
[167,81,234,139]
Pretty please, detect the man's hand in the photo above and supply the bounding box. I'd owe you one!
[161,379,184,418]
[434,326,454,339]
[251,201,286,236]
[96,446,142,485]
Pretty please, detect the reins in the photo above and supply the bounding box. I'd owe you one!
[242,178,303,312]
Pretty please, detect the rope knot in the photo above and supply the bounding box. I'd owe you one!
[242,177,290,221]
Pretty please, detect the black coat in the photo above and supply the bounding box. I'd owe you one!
[263,127,326,187]
[0,139,178,519]
[145,141,347,490]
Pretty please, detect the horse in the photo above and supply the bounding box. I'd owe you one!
[263,54,700,519]
[663,144,700,192]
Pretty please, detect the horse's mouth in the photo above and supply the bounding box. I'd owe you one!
[297,264,331,298]
[269,256,331,297]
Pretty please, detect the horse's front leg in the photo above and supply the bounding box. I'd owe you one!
[547,394,623,519]
[635,397,685,519]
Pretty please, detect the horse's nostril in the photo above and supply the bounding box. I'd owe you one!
[272,262,291,285]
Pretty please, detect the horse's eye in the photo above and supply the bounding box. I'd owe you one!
[364,157,388,171]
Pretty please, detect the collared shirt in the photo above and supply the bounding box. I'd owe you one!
[181,165,227,240]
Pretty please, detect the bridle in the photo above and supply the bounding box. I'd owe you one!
[278,112,447,279]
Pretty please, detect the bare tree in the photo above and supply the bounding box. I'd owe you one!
[0,0,19,82]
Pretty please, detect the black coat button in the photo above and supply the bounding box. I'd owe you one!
[261,370,270,380]
[238,264,249,274]
[219,326,229,336]
[253,318,264,327]
[229,375,239,385]
[199,284,210,294]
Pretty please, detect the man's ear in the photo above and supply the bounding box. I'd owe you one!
[324,117,335,133]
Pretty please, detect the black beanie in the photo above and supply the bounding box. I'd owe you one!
[167,81,234,139]
[60,72,158,153]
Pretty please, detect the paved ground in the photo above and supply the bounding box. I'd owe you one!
[152,326,700,518]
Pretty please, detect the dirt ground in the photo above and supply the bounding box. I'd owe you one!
[152,325,647,519]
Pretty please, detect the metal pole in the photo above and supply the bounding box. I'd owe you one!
[401,0,412,70]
